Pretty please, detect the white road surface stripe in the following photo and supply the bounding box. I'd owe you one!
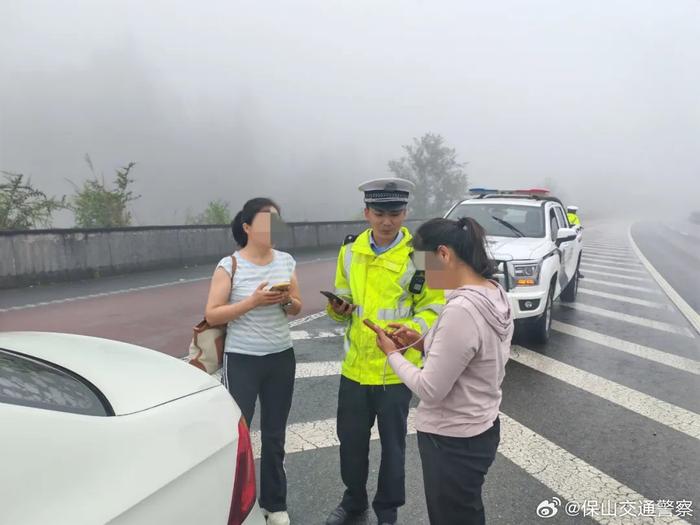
[585,239,629,245]
[582,269,652,282]
[0,278,211,313]
[511,346,700,440]
[0,257,338,313]
[296,361,342,378]
[582,258,644,270]
[584,278,661,293]
[580,262,648,275]
[551,321,700,376]
[583,254,643,266]
[561,302,694,337]
[245,311,695,524]
[496,413,691,525]
[252,410,691,525]
[289,311,329,327]
[628,227,700,336]
[210,359,341,382]
[586,246,635,254]
[577,287,671,310]
[291,328,344,340]
[586,243,630,250]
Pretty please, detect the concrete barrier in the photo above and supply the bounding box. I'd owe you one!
[0,220,426,288]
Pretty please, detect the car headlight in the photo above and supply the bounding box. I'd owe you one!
[512,261,541,286]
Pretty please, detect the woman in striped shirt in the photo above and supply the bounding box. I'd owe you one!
[206,197,302,525]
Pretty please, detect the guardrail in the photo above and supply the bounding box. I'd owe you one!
[0,220,425,288]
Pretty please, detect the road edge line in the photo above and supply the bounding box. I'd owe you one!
[628,225,700,335]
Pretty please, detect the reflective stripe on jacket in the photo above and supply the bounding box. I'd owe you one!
[326,226,445,385]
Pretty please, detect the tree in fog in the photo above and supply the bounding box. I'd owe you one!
[186,199,232,225]
[69,155,139,228]
[388,133,468,218]
[0,172,65,230]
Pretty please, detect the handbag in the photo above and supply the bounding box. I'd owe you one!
[188,255,237,374]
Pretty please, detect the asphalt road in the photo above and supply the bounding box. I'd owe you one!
[1,222,698,524]
[631,220,700,313]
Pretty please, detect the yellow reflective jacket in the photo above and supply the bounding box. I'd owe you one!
[326,227,445,385]
[567,212,581,226]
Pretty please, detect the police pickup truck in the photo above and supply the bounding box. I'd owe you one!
[444,189,583,343]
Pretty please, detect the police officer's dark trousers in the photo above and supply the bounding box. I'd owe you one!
[417,417,500,525]
[337,375,412,524]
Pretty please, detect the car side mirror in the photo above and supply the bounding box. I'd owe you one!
[556,227,577,246]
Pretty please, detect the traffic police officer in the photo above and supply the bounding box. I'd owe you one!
[567,205,581,227]
[324,178,445,525]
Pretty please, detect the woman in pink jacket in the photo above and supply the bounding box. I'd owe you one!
[372,216,514,525]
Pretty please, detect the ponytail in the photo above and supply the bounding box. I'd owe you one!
[230,197,280,248]
[414,217,494,278]
[231,210,246,247]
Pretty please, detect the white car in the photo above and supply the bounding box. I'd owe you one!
[445,190,583,343]
[0,331,266,525]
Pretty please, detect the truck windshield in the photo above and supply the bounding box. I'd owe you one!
[446,203,545,238]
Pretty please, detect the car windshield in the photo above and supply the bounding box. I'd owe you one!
[446,202,545,238]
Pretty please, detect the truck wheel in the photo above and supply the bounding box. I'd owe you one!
[560,260,580,303]
[530,285,554,344]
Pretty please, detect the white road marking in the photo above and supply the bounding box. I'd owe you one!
[586,248,635,258]
[581,269,652,282]
[0,257,337,313]
[289,311,329,327]
[0,278,210,313]
[210,359,341,382]
[290,327,344,340]
[560,302,694,337]
[496,413,691,525]
[243,311,694,524]
[585,242,634,250]
[251,409,691,525]
[583,254,642,266]
[577,287,671,310]
[628,227,700,336]
[584,278,661,294]
[586,242,630,249]
[551,321,700,376]
[511,346,700,440]
[296,361,342,378]
[580,262,648,275]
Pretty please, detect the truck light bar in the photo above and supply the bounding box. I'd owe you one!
[469,187,550,196]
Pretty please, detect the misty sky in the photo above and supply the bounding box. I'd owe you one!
[1,0,698,225]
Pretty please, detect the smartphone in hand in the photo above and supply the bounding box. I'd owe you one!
[364,319,403,348]
[320,290,344,304]
[363,318,381,332]
[269,282,291,292]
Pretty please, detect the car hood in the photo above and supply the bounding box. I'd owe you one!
[486,236,550,261]
[0,332,221,416]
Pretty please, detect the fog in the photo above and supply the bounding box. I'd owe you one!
[1,0,698,226]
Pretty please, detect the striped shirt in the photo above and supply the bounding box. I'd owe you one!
[217,250,296,356]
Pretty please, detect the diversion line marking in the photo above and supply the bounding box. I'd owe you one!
[583,278,661,294]
[551,321,700,376]
[582,269,652,282]
[580,262,647,275]
[577,287,670,310]
[511,345,700,440]
[561,303,694,337]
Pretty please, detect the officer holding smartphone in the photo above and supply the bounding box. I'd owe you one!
[323,178,445,525]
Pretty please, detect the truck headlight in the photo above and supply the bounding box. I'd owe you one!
[512,262,541,286]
